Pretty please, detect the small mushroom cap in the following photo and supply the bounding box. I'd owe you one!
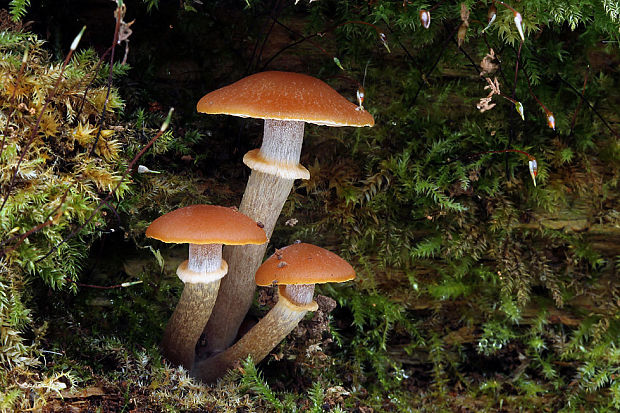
[255,243,355,286]
[146,205,267,245]
[196,71,374,127]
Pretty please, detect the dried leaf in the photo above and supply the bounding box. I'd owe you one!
[58,386,107,399]
[480,49,499,76]
[477,77,501,112]
[460,3,470,25]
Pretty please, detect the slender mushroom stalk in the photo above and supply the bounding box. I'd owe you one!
[244,119,308,179]
[146,205,266,369]
[197,71,374,354]
[205,120,308,354]
[192,285,317,383]
[192,243,355,383]
[160,244,227,369]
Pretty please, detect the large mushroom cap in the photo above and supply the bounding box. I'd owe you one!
[255,243,355,285]
[197,71,374,127]
[146,205,267,245]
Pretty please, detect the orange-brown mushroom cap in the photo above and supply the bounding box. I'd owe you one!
[196,71,374,127]
[255,243,355,286]
[146,205,267,245]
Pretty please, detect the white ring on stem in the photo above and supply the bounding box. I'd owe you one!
[177,260,228,284]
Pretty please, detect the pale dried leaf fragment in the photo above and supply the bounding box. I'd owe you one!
[480,49,499,76]
[458,3,470,47]
[460,3,470,24]
[119,19,134,44]
[485,77,501,95]
[476,97,496,113]
[114,1,134,65]
[476,77,501,113]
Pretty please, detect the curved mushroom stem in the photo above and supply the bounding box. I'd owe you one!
[193,284,316,383]
[162,243,226,369]
[203,120,308,354]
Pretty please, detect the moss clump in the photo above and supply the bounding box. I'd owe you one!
[0,19,129,409]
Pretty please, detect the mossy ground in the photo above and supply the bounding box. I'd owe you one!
[1,1,619,412]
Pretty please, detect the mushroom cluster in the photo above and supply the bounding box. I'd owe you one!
[146,70,373,381]
[192,243,355,383]
[146,205,266,368]
[197,71,373,355]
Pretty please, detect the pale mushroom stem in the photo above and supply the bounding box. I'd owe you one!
[188,243,222,272]
[284,283,315,305]
[261,119,305,163]
[193,284,316,383]
[203,120,306,354]
[162,243,224,369]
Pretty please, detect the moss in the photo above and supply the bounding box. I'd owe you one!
[1,0,619,411]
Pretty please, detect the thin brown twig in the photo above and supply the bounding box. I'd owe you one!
[260,32,320,71]
[253,0,283,73]
[268,17,337,63]
[411,23,462,106]
[100,197,122,227]
[74,45,113,123]
[569,66,590,136]
[512,40,523,101]
[557,75,619,138]
[521,66,554,129]
[384,21,414,61]
[520,43,618,138]
[261,16,389,72]
[89,5,123,156]
[505,39,523,177]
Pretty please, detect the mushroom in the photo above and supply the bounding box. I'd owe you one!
[197,71,374,353]
[146,205,266,369]
[192,242,355,383]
